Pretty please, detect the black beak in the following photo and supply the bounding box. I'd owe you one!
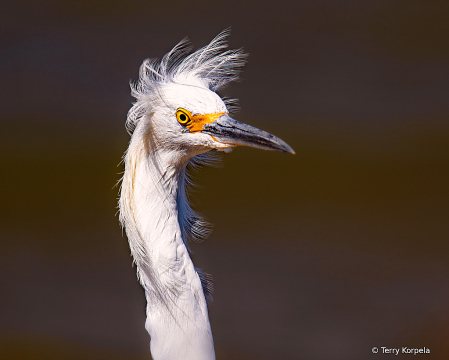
[202,115,295,154]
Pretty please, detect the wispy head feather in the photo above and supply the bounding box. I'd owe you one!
[126,29,247,134]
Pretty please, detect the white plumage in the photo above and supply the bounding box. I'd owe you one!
[119,30,294,360]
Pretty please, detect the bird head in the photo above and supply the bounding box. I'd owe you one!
[127,30,294,163]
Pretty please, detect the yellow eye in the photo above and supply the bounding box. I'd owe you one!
[176,108,192,127]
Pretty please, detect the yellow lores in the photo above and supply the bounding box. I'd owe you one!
[176,108,227,133]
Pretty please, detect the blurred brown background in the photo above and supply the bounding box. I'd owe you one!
[1,0,449,359]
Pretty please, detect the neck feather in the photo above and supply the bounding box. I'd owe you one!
[119,125,215,360]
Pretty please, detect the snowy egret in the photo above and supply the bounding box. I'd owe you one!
[119,30,294,360]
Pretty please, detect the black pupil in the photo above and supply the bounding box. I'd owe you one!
[180,114,187,122]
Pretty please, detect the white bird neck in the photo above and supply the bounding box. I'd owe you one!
[120,127,215,360]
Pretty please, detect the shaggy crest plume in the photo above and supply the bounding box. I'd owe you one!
[126,29,247,134]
